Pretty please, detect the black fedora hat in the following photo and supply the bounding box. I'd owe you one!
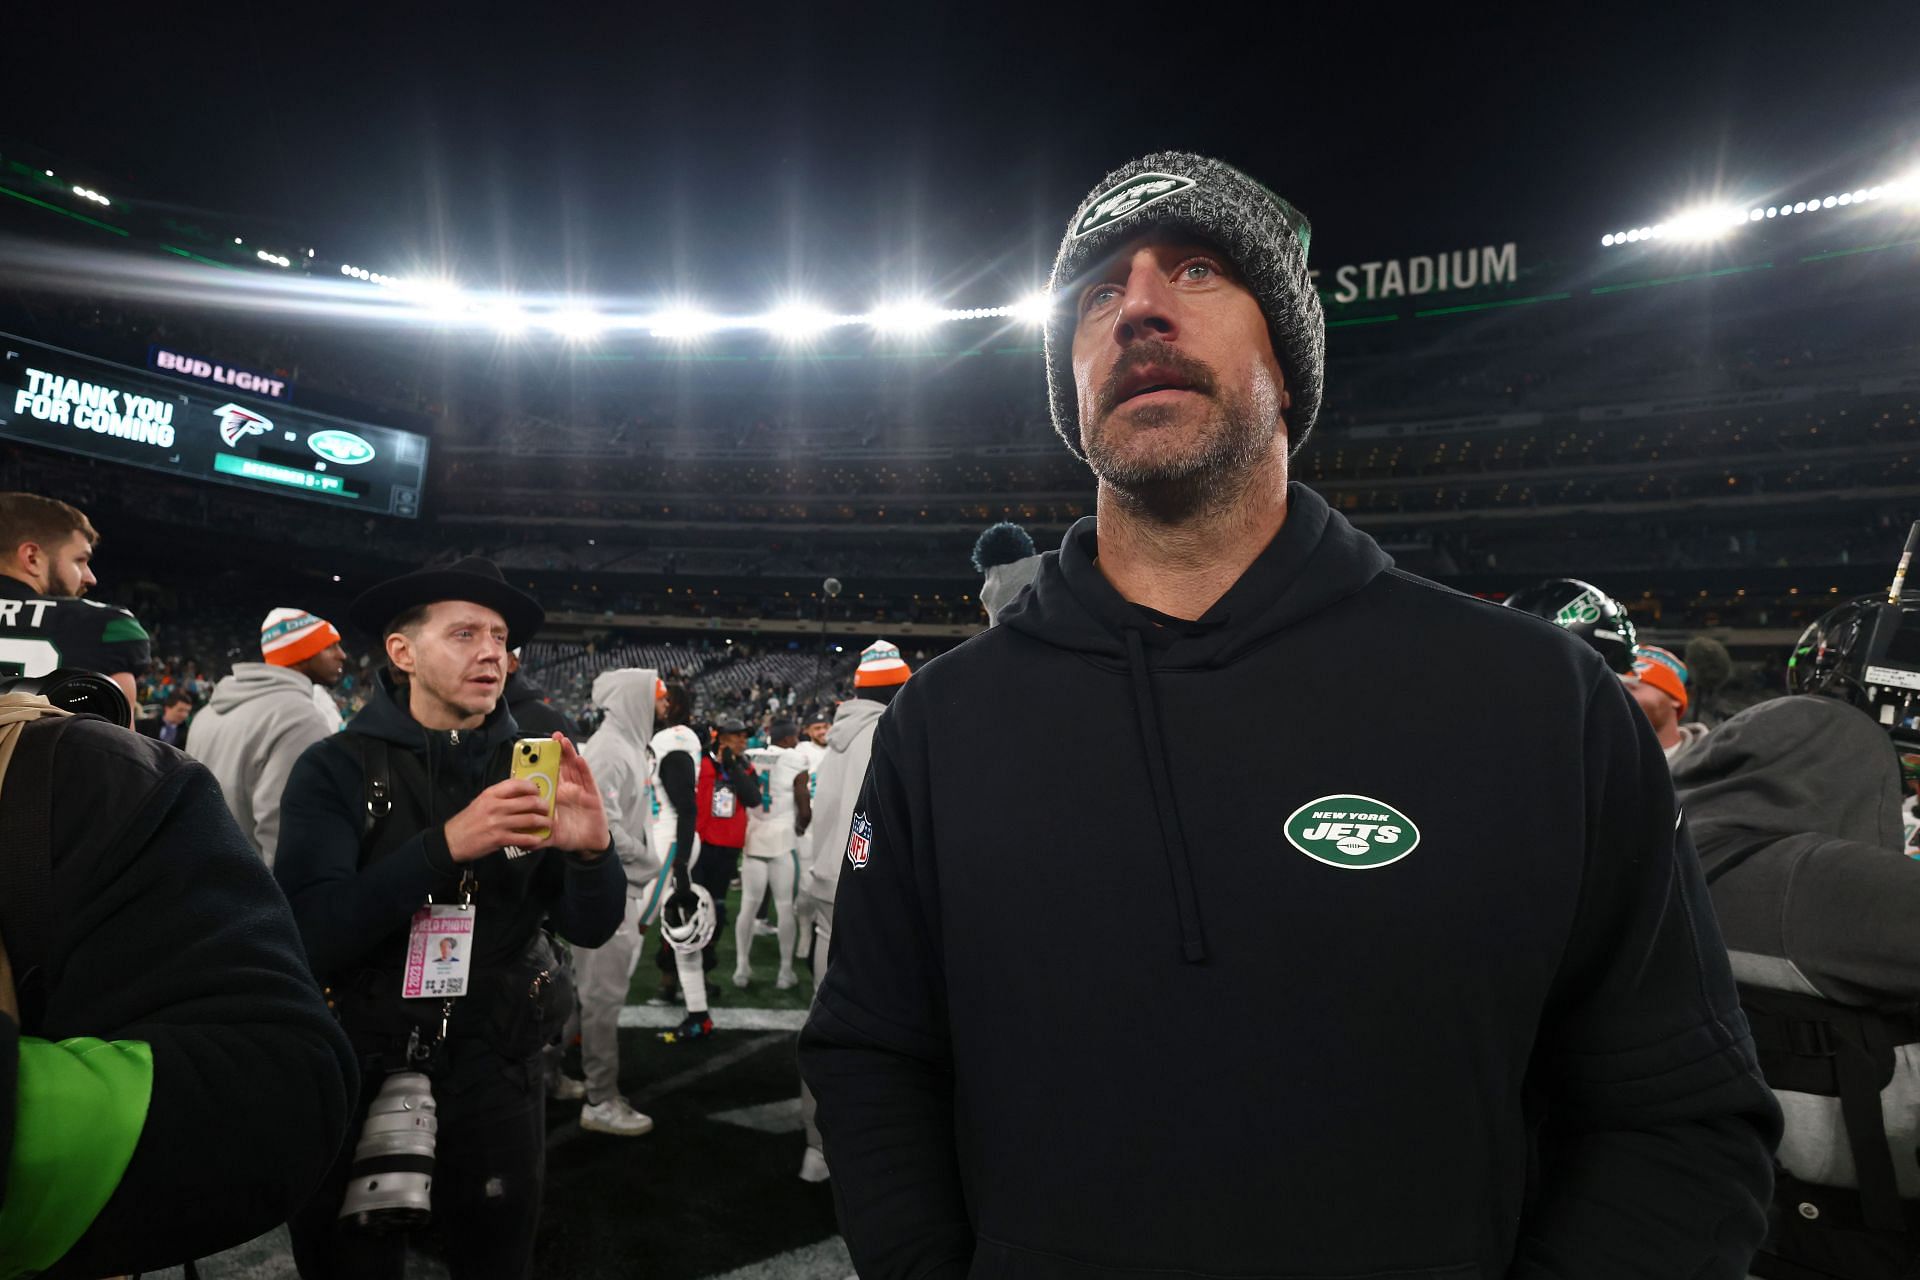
[349,556,545,649]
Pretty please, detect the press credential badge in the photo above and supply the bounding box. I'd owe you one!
[403,903,477,998]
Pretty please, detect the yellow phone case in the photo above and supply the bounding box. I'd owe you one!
[510,738,561,843]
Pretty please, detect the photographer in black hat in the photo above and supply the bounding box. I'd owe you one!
[275,557,624,1280]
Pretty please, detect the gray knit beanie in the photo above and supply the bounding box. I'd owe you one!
[1043,151,1324,459]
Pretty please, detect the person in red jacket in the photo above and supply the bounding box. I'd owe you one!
[658,717,761,1043]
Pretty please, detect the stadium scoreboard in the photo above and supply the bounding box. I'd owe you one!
[0,333,426,517]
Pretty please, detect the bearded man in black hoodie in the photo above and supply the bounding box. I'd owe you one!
[275,557,624,1280]
[798,152,1781,1279]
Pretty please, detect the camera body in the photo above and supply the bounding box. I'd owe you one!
[1791,522,1920,757]
[1835,606,1920,756]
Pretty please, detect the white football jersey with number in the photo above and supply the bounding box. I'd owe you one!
[647,724,705,866]
[743,744,806,859]
[792,739,826,800]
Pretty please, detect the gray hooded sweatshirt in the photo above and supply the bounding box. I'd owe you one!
[981,556,1043,627]
[1675,693,1918,1193]
[584,668,662,891]
[188,663,338,867]
[803,697,886,902]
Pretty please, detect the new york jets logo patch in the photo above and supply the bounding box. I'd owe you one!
[1283,795,1420,871]
[1553,590,1604,628]
[1072,172,1196,240]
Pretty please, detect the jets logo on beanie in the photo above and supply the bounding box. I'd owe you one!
[1044,151,1324,461]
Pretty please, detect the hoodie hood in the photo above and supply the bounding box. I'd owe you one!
[207,662,315,711]
[1000,482,1392,668]
[348,668,520,754]
[981,556,1044,626]
[998,482,1393,963]
[828,698,886,755]
[504,670,550,711]
[1674,693,1904,860]
[590,668,658,745]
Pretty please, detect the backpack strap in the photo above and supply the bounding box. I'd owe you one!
[0,716,81,1031]
[1741,983,1916,1234]
[363,736,392,835]
[338,731,393,843]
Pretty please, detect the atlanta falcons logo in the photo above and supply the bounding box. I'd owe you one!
[213,402,274,446]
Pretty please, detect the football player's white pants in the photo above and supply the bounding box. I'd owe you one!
[734,851,797,983]
[679,948,709,1015]
[799,892,835,1155]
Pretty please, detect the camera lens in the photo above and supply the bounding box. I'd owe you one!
[338,1071,437,1232]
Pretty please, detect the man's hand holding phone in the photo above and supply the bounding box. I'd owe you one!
[443,734,609,862]
[444,779,553,863]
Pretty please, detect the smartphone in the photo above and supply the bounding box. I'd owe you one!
[510,737,561,843]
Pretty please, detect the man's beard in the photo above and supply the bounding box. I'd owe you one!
[44,572,83,599]
[1084,373,1281,524]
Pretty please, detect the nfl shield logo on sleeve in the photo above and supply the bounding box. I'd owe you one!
[846,811,873,870]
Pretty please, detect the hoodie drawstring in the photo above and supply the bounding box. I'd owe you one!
[1124,628,1208,964]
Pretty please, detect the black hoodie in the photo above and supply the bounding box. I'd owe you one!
[505,670,579,741]
[275,670,625,1035]
[3,717,355,1278]
[799,483,1780,1280]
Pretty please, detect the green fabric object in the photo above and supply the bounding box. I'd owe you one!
[0,1037,152,1278]
[101,616,149,643]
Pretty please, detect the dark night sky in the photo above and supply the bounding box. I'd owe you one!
[7,3,1919,307]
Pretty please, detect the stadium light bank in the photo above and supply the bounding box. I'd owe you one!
[1600,172,1920,247]
[312,271,1057,342]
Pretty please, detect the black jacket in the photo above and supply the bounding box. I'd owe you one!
[2,717,355,1278]
[1678,695,1914,1004]
[134,715,189,752]
[799,482,1781,1280]
[505,671,578,741]
[274,671,625,1038]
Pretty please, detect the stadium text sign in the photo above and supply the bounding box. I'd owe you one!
[149,346,292,401]
[0,333,426,518]
[1315,243,1518,304]
[12,369,178,448]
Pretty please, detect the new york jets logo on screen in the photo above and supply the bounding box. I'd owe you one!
[1072,172,1196,240]
[308,429,377,466]
[1283,795,1421,871]
[214,402,273,447]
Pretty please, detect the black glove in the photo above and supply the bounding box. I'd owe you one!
[662,863,698,929]
[662,886,700,931]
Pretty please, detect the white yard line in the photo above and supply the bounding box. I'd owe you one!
[696,1237,853,1280]
[619,1005,808,1032]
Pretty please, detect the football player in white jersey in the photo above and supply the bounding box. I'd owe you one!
[640,684,716,1040]
[736,721,812,989]
[790,710,830,962]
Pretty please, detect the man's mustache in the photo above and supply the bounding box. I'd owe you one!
[1096,347,1219,418]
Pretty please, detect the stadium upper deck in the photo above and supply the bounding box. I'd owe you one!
[2,146,1915,646]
